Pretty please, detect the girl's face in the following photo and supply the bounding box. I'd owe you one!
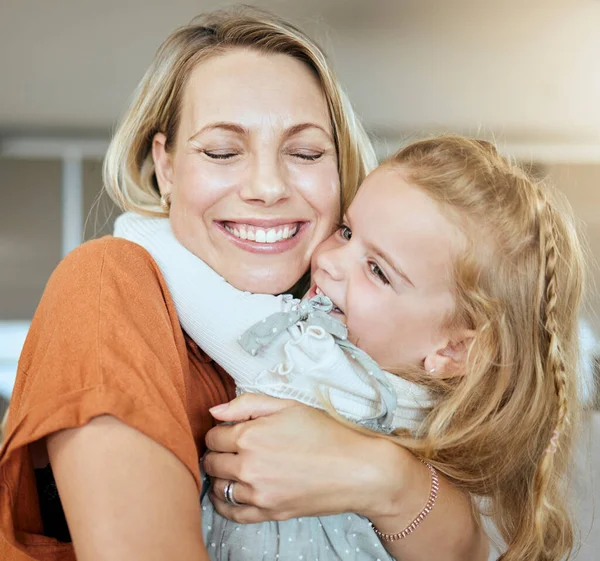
[154,49,340,295]
[310,166,464,369]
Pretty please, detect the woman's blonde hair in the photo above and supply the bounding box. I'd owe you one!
[103,7,377,216]
[385,136,584,561]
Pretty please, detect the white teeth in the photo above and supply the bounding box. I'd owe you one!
[315,286,343,314]
[225,223,299,243]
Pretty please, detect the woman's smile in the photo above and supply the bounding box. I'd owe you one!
[215,219,310,254]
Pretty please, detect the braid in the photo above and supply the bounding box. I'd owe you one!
[390,136,582,560]
[532,192,570,547]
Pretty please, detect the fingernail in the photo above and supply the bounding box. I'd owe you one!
[209,403,228,415]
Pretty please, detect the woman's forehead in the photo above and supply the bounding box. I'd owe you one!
[180,49,331,136]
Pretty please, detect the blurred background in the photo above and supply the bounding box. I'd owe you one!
[0,0,599,557]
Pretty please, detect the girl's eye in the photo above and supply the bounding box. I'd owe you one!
[369,261,390,285]
[201,150,239,160]
[338,225,352,241]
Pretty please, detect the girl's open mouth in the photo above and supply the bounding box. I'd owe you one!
[314,286,344,314]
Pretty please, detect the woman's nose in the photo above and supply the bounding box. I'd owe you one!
[239,155,290,206]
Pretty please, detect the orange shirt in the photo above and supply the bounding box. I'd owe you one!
[0,237,236,560]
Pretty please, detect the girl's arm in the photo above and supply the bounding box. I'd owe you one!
[204,394,490,561]
[47,416,210,561]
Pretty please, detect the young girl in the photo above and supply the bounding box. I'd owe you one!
[115,135,584,561]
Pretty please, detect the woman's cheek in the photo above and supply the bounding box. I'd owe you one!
[290,163,340,212]
[177,163,239,210]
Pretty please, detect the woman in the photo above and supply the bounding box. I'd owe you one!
[0,8,489,561]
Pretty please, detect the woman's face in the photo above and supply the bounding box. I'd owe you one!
[153,49,340,294]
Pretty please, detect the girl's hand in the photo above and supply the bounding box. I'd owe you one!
[203,393,408,524]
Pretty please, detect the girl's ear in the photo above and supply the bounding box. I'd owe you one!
[152,132,175,197]
[423,330,476,378]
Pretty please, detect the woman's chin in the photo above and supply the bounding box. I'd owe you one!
[225,267,306,296]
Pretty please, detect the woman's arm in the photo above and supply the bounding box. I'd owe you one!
[203,394,489,561]
[47,416,210,561]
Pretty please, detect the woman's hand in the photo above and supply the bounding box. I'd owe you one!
[203,393,410,524]
[203,393,489,561]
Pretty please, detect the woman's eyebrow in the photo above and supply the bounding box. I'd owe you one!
[188,122,249,142]
[284,123,333,142]
[188,122,332,143]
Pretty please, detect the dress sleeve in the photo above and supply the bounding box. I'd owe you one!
[0,237,201,488]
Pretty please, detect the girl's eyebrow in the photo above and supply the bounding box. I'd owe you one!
[346,211,415,288]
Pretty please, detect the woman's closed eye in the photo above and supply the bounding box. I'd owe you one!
[199,149,324,161]
[199,149,240,160]
[369,261,390,285]
[287,150,325,162]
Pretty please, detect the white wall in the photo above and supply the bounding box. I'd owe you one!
[1,0,599,157]
[328,1,600,145]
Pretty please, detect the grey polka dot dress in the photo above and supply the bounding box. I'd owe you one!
[201,485,396,561]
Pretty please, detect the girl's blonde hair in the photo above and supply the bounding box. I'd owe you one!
[387,136,584,561]
[103,7,377,216]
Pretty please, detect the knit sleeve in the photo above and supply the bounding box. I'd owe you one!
[114,212,295,387]
[112,214,431,432]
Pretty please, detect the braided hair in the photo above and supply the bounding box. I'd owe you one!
[383,136,584,561]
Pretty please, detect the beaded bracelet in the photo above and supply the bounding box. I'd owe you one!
[370,460,439,542]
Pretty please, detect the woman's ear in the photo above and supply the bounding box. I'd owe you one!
[423,329,476,378]
[152,132,174,197]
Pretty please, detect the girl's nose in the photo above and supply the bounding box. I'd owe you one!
[315,241,347,282]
